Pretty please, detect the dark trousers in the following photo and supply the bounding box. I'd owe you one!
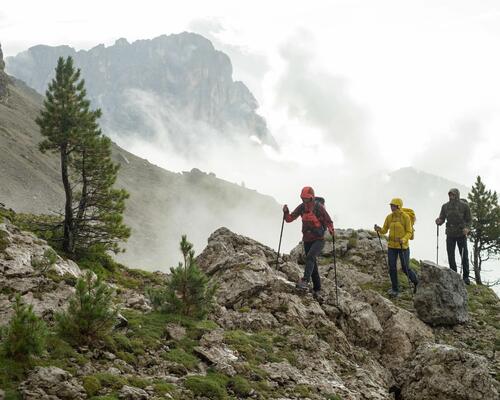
[387,248,418,292]
[446,235,469,279]
[303,240,325,291]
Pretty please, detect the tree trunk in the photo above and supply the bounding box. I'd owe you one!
[473,241,482,285]
[61,145,74,254]
[76,149,88,247]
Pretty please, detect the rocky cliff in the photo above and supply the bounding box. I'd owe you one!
[5,33,275,152]
[0,211,498,399]
[0,44,9,101]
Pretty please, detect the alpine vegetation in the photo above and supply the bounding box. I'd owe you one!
[148,235,216,318]
[36,56,130,257]
[468,176,500,285]
[2,295,48,360]
[56,271,119,346]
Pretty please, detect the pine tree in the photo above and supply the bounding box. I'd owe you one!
[3,295,47,360]
[36,56,130,256]
[148,235,216,318]
[56,271,118,345]
[467,176,500,285]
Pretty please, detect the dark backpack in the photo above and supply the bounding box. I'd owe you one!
[446,199,469,237]
[299,197,326,236]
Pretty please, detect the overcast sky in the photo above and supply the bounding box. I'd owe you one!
[1,0,500,190]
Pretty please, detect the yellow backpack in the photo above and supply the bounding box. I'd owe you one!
[402,208,416,240]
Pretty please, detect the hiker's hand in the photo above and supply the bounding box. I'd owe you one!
[282,204,289,214]
[435,218,443,225]
[463,228,470,236]
[399,239,404,245]
[374,224,381,232]
[329,228,335,237]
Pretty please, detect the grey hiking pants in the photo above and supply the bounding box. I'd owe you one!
[303,239,325,291]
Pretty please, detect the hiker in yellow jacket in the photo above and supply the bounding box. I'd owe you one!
[374,198,418,297]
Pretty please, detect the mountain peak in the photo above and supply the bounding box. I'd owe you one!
[6,33,276,149]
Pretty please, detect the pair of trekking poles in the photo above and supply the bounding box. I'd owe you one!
[275,214,339,306]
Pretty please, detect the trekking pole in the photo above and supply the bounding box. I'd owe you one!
[332,233,339,306]
[275,213,285,270]
[436,225,439,265]
[400,242,414,298]
[376,231,390,272]
[460,245,464,276]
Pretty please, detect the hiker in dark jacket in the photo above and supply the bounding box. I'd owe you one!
[435,188,472,284]
[283,186,334,296]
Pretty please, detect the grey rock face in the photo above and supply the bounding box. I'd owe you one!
[119,385,149,400]
[18,366,86,400]
[0,43,8,100]
[414,261,468,326]
[0,222,83,325]
[401,343,499,400]
[6,33,275,151]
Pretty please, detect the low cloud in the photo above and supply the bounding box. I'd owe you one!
[273,30,374,173]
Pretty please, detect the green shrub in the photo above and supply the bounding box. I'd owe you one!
[3,295,47,360]
[56,271,118,345]
[185,375,228,400]
[148,235,215,318]
[83,375,102,397]
[154,381,175,395]
[94,373,127,390]
[31,248,58,273]
[162,348,199,369]
[12,213,63,248]
[228,375,252,397]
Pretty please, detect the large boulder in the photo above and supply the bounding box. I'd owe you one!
[400,343,499,400]
[18,366,86,399]
[414,261,468,326]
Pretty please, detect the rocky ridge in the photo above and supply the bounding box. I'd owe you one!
[0,211,498,399]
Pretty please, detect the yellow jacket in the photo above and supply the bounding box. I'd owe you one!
[379,210,412,249]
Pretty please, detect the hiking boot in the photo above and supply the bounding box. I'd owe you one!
[296,278,309,291]
[463,277,471,285]
[312,290,321,300]
[387,288,400,298]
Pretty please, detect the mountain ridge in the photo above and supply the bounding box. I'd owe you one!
[5,33,276,153]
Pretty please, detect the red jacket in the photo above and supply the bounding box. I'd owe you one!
[285,201,334,242]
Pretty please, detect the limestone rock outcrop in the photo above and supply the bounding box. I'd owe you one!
[414,261,469,326]
[400,343,498,400]
[0,221,83,324]
[18,367,86,400]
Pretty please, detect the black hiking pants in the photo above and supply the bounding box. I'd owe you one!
[446,235,469,280]
[303,239,325,292]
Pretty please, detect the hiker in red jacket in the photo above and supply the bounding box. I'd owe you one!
[283,187,334,296]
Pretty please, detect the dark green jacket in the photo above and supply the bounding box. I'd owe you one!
[439,188,472,238]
